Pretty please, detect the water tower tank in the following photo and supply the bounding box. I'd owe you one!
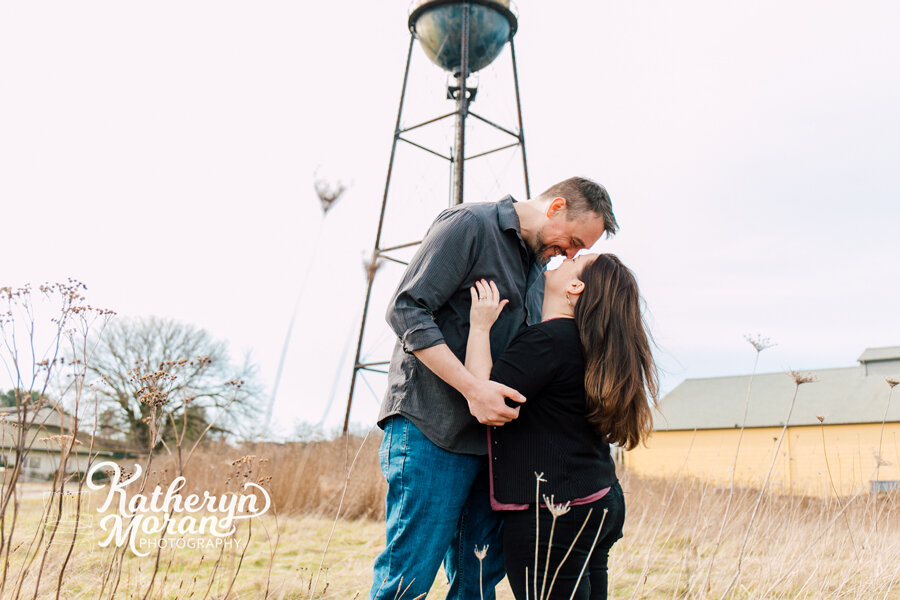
[409,0,518,75]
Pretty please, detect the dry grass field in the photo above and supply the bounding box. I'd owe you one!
[2,434,899,600]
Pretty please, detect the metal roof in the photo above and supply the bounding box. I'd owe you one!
[0,404,73,429]
[0,405,141,456]
[653,364,900,431]
[857,346,900,363]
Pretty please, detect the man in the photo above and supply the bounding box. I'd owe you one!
[370,177,618,600]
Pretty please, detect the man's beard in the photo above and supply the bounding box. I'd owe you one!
[532,228,557,267]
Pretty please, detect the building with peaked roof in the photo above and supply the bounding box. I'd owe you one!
[623,346,900,497]
[0,403,142,483]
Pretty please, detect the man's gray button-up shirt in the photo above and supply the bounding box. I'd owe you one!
[377,195,546,455]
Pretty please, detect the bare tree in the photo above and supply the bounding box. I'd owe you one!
[79,315,263,448]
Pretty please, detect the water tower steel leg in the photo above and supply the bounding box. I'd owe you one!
[510,38,531,199]
[452,2,470,206]
[343,33,416,435]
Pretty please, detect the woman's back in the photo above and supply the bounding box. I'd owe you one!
[488,317,617,505]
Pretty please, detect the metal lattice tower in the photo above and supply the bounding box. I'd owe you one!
[343,0,531,432]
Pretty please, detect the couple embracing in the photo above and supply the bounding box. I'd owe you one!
[369,177,659,600]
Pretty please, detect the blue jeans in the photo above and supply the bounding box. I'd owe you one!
[369,415,505,600]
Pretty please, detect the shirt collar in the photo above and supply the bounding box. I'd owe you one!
[498,194,540,267]
[497,195,521,233]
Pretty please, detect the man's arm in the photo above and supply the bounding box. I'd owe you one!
[386,210,525,426]
[413,344,524,426]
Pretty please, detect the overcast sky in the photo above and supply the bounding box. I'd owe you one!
[2,1,898,439]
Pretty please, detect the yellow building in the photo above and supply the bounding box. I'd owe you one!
[624,346,900,497]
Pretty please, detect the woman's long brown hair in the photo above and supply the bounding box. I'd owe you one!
[574,254,659,450]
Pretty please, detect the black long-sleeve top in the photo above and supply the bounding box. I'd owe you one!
[488,317,618,504]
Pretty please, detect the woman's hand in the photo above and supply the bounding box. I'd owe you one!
[469,279,509,332]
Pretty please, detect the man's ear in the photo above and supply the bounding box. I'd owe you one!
[546,196,566,218]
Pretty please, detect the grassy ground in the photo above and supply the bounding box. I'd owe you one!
[3,472,898,600]
[2,491,509,600]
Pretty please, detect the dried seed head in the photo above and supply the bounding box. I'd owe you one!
[534,472,547,484]
[36,434,82,448]
[744,334,776,353]
[542,494,571,517]
[473,545,489,560]
[816,415,825,423]
[313,175,347,214]
[363,258,384,283]
[790,371,817,385]
[886,377,899,389]
[114,467,135,480]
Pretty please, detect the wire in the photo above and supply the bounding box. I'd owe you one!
[263,215,327,434]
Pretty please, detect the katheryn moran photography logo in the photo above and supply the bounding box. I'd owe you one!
[86,461,271,557]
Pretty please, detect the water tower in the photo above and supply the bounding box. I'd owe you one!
[343,0,530,432]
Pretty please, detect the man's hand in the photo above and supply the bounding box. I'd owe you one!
[462,379,526,427]
[412,343,526,427]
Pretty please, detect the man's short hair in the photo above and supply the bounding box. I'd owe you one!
[539,176,618,238]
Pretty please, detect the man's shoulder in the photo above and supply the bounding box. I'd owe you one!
[434,199,505,229]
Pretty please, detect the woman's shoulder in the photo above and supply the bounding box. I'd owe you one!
[509,322,555,346]
[531,318,579,340]
[532,319,583,359]
[508,319,578,354]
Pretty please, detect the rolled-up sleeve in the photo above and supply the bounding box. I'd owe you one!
[386,209,481,354]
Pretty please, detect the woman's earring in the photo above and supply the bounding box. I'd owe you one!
[565,292,572,307]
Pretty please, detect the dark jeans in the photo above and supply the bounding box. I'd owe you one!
[499,481,625,600]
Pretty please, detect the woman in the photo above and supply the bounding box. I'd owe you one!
[464,252,658,600]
